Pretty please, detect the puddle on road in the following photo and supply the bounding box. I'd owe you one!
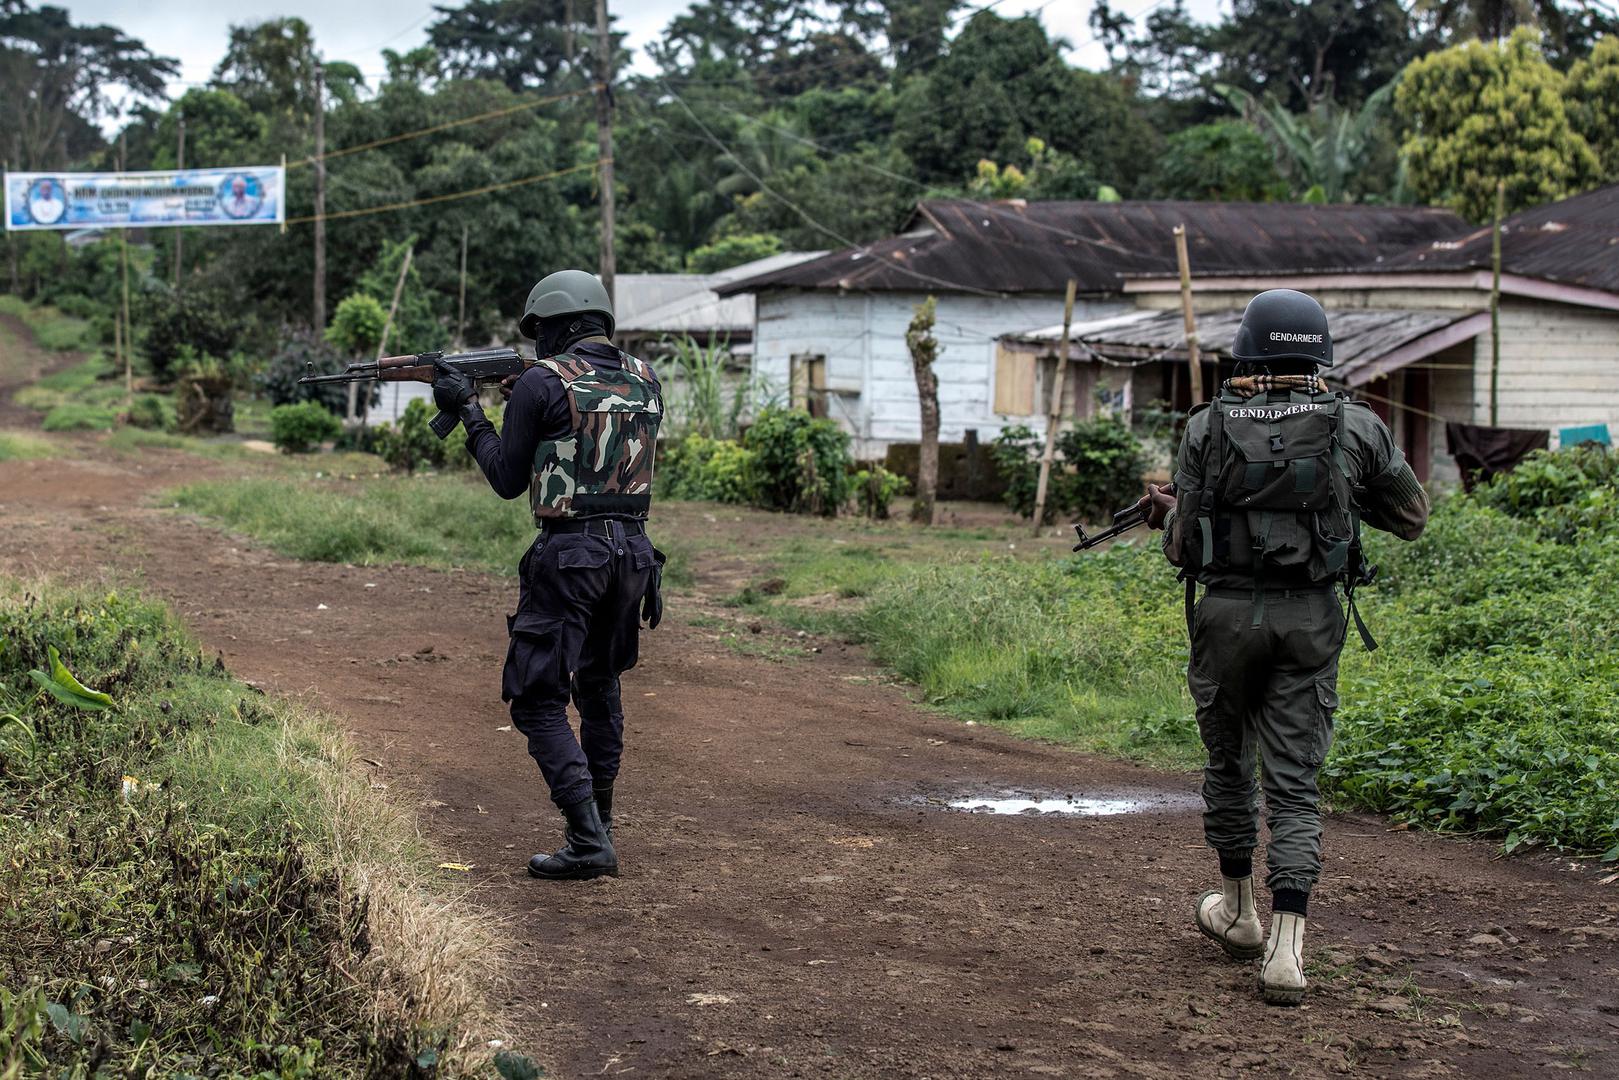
[905,788,1199,818]
[948,796,1144,816]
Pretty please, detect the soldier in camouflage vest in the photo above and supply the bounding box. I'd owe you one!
[433,269,665,882]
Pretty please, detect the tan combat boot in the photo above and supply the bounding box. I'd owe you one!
[1258,911,1307,1005]
[1194,876,1264,960]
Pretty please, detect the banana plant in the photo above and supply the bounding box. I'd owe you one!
[1215,81,1394,203]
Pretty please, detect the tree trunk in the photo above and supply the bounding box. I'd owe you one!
[907,296,940,525]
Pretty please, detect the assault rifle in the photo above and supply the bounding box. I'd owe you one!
[1072,483,1176,552]
[298,347,527,439]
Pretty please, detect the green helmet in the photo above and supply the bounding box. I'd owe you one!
[520,269,614,340]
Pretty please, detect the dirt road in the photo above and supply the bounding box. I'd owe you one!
[3,450,1617,1079]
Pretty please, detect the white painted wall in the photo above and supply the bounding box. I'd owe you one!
[1472,298,1619,444]
[752,288,1130,457]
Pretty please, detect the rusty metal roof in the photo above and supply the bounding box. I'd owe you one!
[1004,307,1487,387]
[713,199,1468,297]
[1372,182,1619,292]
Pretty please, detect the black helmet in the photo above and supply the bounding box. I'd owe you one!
[1229,289,1333,369]
[519,269,614,340]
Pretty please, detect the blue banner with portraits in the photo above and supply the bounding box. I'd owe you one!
[4,167,285,231]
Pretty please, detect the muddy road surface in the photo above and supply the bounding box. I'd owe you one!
[3,451,1618,1079]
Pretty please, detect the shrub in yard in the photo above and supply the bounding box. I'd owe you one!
[257,326,374,414]
[743,406,853,515]
[991,415,1148,523]
[140,283,239,381]
[659,434,758,503]
[269,401,341,453]
[372,398,449,473]
[853,464,909,519]
[41,403,117,432]
[126,393,175,431]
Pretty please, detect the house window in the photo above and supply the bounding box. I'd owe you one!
[790,353,827,417]
[994,345,1036,415]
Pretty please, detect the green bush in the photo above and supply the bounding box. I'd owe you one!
[743,406,853,515]
[269,401,341,453]
[41,403,118,432]
[659,434,758,503]
[257,326,375,415]
[853,464,909,519]
[126,393,175,431]
[139,283,240,381]
[372,398,449,473]
[992,415,1148,523]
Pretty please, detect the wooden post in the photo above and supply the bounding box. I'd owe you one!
[120,230,132,405]
[1173,224,1204,404]
[374,246,413,423]
[172,112,185,288]
[1030,278,1078,536]
[1489,179,1504,427]
[457,222,468,347]
[593,0,615,303]
[313,64,327,333]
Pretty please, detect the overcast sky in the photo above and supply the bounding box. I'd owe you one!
[60,0,1228,100]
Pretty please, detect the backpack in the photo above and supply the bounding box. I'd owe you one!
[1182,388,1376,646]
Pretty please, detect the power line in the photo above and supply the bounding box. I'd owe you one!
[287,84,598,170]
[284,159,604,225]
[661,79,1003,299]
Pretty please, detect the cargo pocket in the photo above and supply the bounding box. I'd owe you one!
[557,540,612,570]
[1187,667,1228,753]
[501,611,565,703]
[1305,678,1340,767]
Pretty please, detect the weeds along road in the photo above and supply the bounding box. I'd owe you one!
[3,446,1618,1079]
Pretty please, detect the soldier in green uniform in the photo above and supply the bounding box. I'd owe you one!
[1140,290,1429,1004]
[432,270,664,881]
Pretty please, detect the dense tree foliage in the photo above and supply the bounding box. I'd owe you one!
[1397,28,1602,220]
[0,0,1613,360]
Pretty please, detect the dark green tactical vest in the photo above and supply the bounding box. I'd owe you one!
[1184,388,1358,587]
[529,350,662,522]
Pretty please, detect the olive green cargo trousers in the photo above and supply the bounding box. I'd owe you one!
[1187,587,1344,895]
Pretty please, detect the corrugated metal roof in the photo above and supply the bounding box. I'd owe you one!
[616,251,827,335]
[713,200,1466,297]
[1005,307,1483,387]
[1372,182,1619,292]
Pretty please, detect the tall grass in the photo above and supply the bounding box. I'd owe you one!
[662,335,750,439]
[0,578,523,1074]
[174,474,537,572]
[0,430,56,461]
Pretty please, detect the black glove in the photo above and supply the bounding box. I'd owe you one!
[432,359,476,415]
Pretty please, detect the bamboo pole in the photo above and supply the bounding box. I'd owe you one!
[377,246,413,422]
[1030,278,1078,536]
[1173,225,1204,404]
[120,230,132,406]
[1489,179,1504,426]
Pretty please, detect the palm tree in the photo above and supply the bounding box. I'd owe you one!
[1215,82,1394,203]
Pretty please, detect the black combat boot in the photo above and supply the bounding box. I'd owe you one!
[528,796,618,880]
[593,783,614,836]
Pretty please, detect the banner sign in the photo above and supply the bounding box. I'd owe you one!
[4,167,285,231]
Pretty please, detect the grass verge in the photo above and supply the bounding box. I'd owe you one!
[727,448,1619,854]
[0,430,57,461]
[0,578,532,1075]
[0,295,92,351]
[173,474,537,573]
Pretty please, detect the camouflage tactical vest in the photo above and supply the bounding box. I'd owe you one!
[1184,388,1357,587]
[529,350,662,522]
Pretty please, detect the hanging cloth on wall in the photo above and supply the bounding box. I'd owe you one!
[1444,422,1550,491]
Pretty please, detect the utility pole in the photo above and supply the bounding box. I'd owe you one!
[1489,179,1505,426]
[313,63,328,333]
[457,222,469,347]
[172,112,185,288]
[593,0,615,303]
[1173,224,1204,405]
[1030,279,1079,536]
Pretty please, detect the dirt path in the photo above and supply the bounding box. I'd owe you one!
[3,452,1618,1079]
[0,312,79,427]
